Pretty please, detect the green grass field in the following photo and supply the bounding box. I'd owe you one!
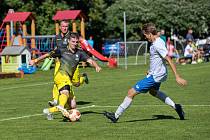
[0,63,210,140]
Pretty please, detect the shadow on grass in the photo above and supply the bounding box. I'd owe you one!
[60,111,103,123]
[124,115,177,122]
[81,111,103,115]
[77,101,92,105]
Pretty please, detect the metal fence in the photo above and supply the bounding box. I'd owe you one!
[23,35,56,57]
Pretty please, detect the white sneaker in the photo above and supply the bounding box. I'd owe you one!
[48,100,57,107]
[43,108,53,120]
[191,61,197,64]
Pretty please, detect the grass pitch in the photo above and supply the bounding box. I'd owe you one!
[0,63,210,140]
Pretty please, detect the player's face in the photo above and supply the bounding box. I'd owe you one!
[144,33,153,42]
[60,22,69,34]
[69,37,79,50]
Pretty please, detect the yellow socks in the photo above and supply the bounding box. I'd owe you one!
[49,93,69,113]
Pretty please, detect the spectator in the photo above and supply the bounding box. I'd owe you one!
[203,38,210,62]
[10,31,23,46]
[167,39,180,64]
[160,29,166,43]
[184,39,198,64]
[185,28,194,42]
[87,35,94,48]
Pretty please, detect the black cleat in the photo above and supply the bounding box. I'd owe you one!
[104,111,119,123]
[82,73,89,84]
[175,104,185,120]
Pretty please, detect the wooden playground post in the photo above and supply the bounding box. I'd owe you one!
[22,23,27,47]
[72,20,77,32]
[55,21,59,35]
[6,23,10,46]
[81,17,85,38]
[31,19,36,58]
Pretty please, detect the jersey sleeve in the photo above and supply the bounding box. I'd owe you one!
[79,50,90,62]
[155,39,168,58]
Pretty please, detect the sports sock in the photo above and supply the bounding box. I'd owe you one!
[156,91,175,109]
[80,76,85,85]
[59,93,69,107]
[115,96,132,118]
[70,98,76,109]
[49,93,69,113]
[49,106,59,113]
[53,99,58,105]
[52,85,59,103]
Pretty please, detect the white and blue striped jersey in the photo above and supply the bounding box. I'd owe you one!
[148,37,168,82]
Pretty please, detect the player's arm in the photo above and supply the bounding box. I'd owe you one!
[29,53,50,65]
[30,48,61,66]
[165,56,187,86]
[86,58,101,72]
[79,50,101,72]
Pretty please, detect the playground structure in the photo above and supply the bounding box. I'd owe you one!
[0,10,117,73]
[1,46,31,73]
[0,12,36,52]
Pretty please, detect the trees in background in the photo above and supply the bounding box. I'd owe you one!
[105,0,210,40]
[1,0,210,41]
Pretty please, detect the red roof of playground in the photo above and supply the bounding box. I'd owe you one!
[53,10,85,20]
[3,12,34,22]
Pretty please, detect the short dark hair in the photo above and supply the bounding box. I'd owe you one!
[70,32,80,40]
[142,23,157,35]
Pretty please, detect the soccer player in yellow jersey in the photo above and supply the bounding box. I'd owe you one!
[30,32,101,120]
[48,20,89,107]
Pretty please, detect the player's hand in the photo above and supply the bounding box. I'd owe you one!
[176,76,187,86]
[29,59,35,66]
[95,66,101,72]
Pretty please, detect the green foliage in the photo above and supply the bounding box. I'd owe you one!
[87,0,107,40]
[1,0,210,39]
[105,0,210,40]
[35,0,69,35]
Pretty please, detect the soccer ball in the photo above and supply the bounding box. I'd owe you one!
[68,109,81,122]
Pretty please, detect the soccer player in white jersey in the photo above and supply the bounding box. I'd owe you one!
[104,23,187,123]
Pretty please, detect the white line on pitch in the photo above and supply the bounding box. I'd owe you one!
[0,114,43,122]
[0,105,96,122]
[1,104,209,122]
[0,82,53,91]
[94,104,210,108]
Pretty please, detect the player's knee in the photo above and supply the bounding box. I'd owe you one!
[71,98,77,109]
[59,85,70,96]
[149,89,157,96]
[60,90,69,96]
[127,88,137,99]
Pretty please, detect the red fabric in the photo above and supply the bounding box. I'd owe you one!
[53,10,81,20]
[3,12,32,22]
